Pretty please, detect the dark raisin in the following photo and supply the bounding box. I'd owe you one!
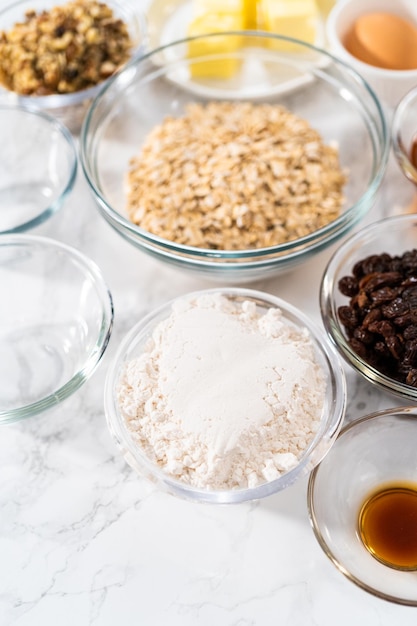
[349,337,368,359]
[381,298,409,318]
[386,335,403,360]
[401,286,417,307]
[338,275,359,297]
[403,340,417,367]
[353,327,374,345]
[359,271,402,293]
[371,286,402,305]
[404,325,417,340]
[338,305,359,330]
[368,320,395,337]
[362,308,382,328]
[406,369,417,386]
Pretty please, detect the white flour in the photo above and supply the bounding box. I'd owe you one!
[117,293,326,490]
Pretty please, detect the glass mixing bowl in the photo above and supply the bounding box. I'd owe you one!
[80,32,388,283]
[320,214,417,401]
[0,104,77,234]
[104,287,346,504]
[308,406,417,605]
[0,0,147,133]
[0,234,114,424]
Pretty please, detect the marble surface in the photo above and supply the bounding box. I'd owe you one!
[2,5,417,623]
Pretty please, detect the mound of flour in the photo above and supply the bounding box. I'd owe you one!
[117,293,326,490]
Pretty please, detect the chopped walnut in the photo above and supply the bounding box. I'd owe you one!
[0,0,133,95]
[126,101,348,251]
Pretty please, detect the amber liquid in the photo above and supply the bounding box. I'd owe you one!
[359,484,417,570]
[411,135,417,170]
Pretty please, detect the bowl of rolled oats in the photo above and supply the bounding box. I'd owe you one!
[80,32,389,282]
[0,0,147,133]
[320,214,417,401]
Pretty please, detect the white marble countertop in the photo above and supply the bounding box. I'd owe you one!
[2,3,417,624]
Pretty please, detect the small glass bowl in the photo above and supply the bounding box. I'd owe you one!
[392,85,417,186]
[0,234,114,425]
[308,407,417,606]
[320,214,417,401]
[0,0,147,133]
[80,31,388,283]
[0,104,77,234]
[104,288,346,504]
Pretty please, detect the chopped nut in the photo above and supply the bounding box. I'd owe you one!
[126,102,347,251]
[0,0,133,95]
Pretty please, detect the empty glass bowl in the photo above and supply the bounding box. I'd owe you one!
[0,0,147,133]
[308,406,417,605]
[0,104,77,234]
[104,287,346,504]
[320,213,417,401]
[0,235,114,424]
[392,85,417,186]
[80,32,388,283]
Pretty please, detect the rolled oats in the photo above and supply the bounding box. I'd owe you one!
[0,0,132,95]
[126,101,347,251]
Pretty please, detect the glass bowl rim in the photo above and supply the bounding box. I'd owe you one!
[0,102,78,234]
[0,233,114,424]
[80,30,389,263]
[104,286,347,504]
[307,405,417,606]
[320,213,417,401]
[392,84,417,186]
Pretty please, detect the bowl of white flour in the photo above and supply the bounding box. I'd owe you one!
[105,288,346,503]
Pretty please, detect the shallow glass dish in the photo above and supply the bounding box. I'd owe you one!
[80,32,389,283]
[308,407,417,606]
[0,104,77,234]
[392,85,417,186]
[0,0,147,133]
[105,287,346,504]
[0,234,114,424]
[320,214,417,401]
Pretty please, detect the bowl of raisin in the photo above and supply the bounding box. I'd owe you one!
[320,214,417,400]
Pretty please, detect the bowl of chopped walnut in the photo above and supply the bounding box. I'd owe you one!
[321,214,417,400]
[0,0,147,133]
[80,31,389,283]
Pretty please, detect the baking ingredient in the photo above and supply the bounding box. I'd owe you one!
[187,15,244,79]
[343,12,417,71]
[359,483,417,570]
[337,249,417,386]
[260,0,319,50]
[126,101,346,250]
[410,135,417,170]
[0,0,133,95]
[186,0,320,76]
[117,293,326,490]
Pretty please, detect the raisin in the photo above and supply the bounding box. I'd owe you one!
[362,308,382,328]
[406,369,417,386]
[386,335,403,360]
[404,325,417,340]
[368,320,395,337]
[382,298,409,319]
[337,248,417,387]
[338,275,359,297]
[338,305,359,330]
[353,327,374,345]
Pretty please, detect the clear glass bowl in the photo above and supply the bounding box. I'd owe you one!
[392,85,417,185]
[320,214,417,401]
[0,234,114,424]
[0,104,77,234]
[104,288,346,504]
[0,0,147,133]
[308,407,417,605]
[80,32,389,283]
